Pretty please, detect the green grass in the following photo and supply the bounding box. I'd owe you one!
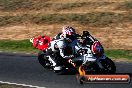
[0,39,38,53]
[105,49,132,60]
[0,40,131,61]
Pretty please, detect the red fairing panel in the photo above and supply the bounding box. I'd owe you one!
[91,41,104,56]
[33,35,51,51]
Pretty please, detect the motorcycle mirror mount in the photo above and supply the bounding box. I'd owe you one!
[83,31,90,36]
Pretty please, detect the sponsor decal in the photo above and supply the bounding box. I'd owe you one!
[78,74,130,83]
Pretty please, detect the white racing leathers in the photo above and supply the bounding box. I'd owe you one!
[46,38,79,68]
[75,45,106,64]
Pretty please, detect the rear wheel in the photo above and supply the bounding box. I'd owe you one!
[38,52,46,67]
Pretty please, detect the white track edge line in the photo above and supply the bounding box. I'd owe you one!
[0,81,46,88]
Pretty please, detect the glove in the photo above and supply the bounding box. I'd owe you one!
[30,38,34,43]
[68,59,76,67]
[69,55,74,58]
[64,55,74,59]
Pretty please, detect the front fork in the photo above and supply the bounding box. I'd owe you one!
[96,54,107,70]
[96,59,104,69]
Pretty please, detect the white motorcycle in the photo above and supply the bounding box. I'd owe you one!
[75,31,116,75]
[75,45,116,75]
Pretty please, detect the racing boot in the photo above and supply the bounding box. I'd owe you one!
[48,55,62,72]
[54,65,62,73]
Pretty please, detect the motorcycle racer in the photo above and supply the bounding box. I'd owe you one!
[30,28,116,75]
[46,26,79,72]
[82,31,104,57]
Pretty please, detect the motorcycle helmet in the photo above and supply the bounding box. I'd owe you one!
[91,41,104,57]
[61,26,76,42]
[62,26,76,35]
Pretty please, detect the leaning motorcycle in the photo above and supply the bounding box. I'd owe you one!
[76,31,116,75]
[75,31,116,84]
[30,32,116,75]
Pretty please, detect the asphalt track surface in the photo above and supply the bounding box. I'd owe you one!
[0,52,132,88]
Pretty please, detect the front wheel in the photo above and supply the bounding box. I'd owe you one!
[38,52,46,67]
[38,51,52,69]
[100,57,116,74]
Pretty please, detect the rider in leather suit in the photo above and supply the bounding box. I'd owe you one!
[46,26,79,72]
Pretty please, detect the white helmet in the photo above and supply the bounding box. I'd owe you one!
[61,26,76,39]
